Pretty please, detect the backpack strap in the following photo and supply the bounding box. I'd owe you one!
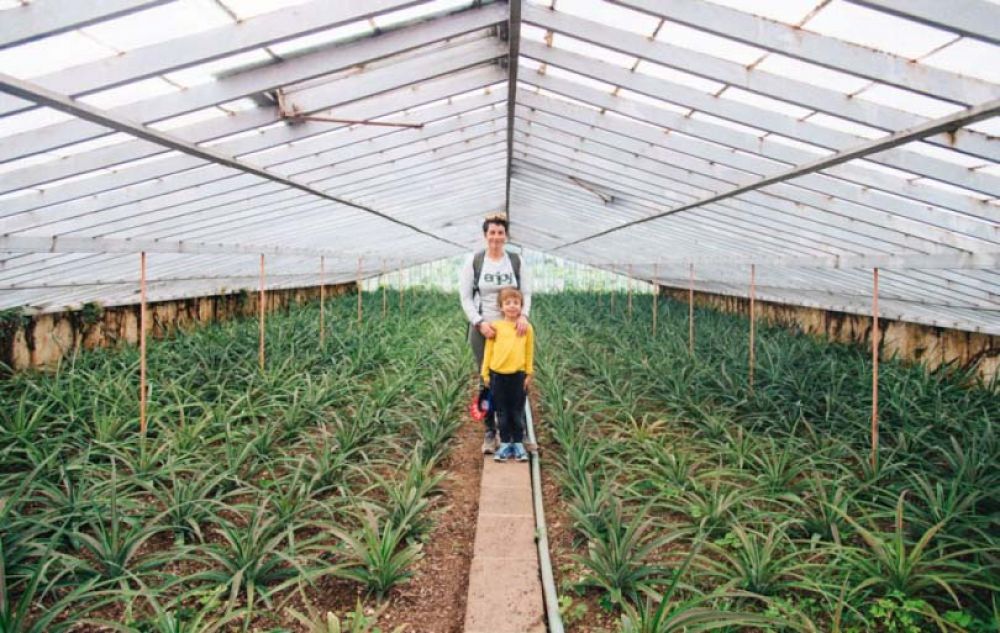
[473,249,521,296]
[509,252,521,288]
[472,250,486,296]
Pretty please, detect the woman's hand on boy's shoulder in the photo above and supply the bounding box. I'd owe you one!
[515,314,530,336]
[478,321,497,339]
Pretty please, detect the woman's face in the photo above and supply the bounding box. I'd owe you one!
[484,222,507,251]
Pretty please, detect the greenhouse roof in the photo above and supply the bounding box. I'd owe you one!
[0,0,998,333]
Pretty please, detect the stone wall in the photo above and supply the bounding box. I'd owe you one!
[660,287,1000,384]
[0,284,353,373]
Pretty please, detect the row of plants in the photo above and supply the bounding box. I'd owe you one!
[533,291,998,632]
[0,291,468,632]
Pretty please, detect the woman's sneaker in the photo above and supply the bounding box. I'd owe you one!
[481,430,500,454]
[512,443,529,462]
[494,443,513,462]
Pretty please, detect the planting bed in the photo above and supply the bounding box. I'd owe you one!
[533,292,998,632]
[0,291,479,632]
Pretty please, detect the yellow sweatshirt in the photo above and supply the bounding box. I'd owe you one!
[481,320,534,384]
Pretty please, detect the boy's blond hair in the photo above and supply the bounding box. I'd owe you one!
[497,286,523,308]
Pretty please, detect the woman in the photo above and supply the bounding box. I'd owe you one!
[459,213,532,454]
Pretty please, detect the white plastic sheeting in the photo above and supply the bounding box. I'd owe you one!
[0,0,997,333]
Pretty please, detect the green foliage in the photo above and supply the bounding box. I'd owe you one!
[0,547,105,633]
[0,307,30,335]
[63,461,168,590]
[575,502,679,606]
[704,523,810,597]
[0,292,466,629]
[331,512,423,599]
[618,595,775,633]
[78,302,104,327]
[377,458,444,541]
[114,585,246,633]
[287,599,405,633]
[532,291,998,625]
[558,595,589,626]
[865,592,935,633]
[835,493,999,613]
[566,472,616,544]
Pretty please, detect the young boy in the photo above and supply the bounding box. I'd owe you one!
[481,287,534,462]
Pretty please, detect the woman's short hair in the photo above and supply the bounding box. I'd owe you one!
[482,212,509,235]
[497,286,523,307]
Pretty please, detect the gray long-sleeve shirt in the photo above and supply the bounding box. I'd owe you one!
[458,251,532,325]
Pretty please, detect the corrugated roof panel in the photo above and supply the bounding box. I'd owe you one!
[0,0,994,334]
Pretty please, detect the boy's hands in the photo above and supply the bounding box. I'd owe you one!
[524,374,533,392]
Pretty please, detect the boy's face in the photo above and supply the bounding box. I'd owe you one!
[501,296,522,319]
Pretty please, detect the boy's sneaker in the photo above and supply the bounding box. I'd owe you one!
[494,443,512,462]
[481,430,500,454]
[512,443,529,462]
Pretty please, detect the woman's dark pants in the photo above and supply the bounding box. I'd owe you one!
[469,324,497,432]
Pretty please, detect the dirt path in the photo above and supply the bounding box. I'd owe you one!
[378,419,484,632]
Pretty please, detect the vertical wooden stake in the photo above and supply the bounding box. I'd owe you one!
[381,258,387,318]
[871,267,880,469]
[357,256,363,325]
[139,251,148,436]
[398,261,404,311]
[688,263,695,356]
[627,264,633,317]
[319,256,325,346]
[259,254,265,371]
[652,263,658,335]
[749,264,756,393]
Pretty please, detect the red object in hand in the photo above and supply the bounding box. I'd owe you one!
[469,387,492,422]
[469,398,487,422]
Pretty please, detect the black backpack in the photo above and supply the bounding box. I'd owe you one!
[472,250,521,296]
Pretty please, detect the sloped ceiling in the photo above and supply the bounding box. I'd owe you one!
[0,0,997,333]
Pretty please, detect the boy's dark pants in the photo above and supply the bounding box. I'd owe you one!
[490,370,526,443]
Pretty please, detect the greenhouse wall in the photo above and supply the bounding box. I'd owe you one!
[1,283,353,373]
[661,287,1000,383]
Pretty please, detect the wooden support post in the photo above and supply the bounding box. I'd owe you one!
[627,264,633,317]
[259,254,266,371]
[357,256,363,325]
[871,267,880,469]
[688,264,695,356]
[652,263,658,335]
[749,264,756,394]
[398,261,404,311]
[381,258,387,318]
[139,251,148,436]
[319,256,325,346]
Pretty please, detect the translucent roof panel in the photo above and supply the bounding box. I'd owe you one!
[0,0,996,334]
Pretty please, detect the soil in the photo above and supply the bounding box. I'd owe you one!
[375,418,483,632]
